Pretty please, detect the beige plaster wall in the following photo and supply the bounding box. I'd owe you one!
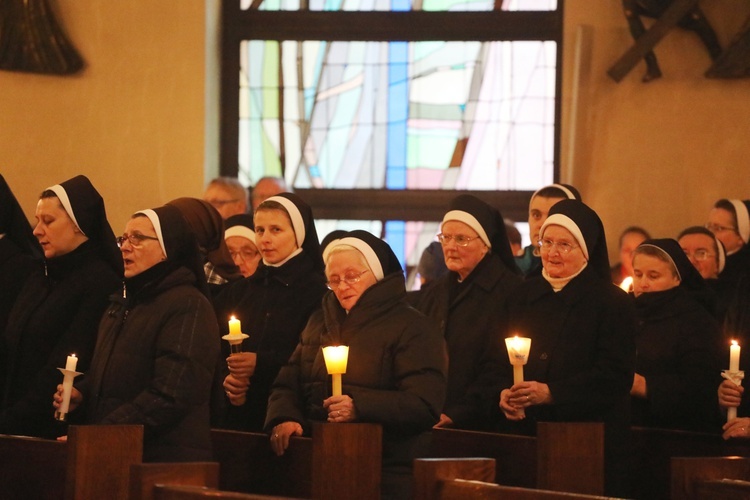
[562,0,750,260]
[0,1,216,232]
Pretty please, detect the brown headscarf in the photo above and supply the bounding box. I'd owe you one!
[166,197,242,282]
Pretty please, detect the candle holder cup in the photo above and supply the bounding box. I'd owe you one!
[55,367,83,422]
[722,369,745,422]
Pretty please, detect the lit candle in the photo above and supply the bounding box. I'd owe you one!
[505,336,532,385]
[730,340,741,372]
[229,316,242,336]
[65,354,78,372]
[619,276,633,292]
[56,354,82,421]
[322,345,349,397]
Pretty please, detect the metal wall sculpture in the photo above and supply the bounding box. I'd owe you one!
[0,0,83,75]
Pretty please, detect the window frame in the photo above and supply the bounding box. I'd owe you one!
[219,2,564,222]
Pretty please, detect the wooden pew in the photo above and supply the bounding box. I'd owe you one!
[152,484,298,499]
[430,422,605,495]
[130,462,220,500]
[413,457,496,500]
[211,422,382,500]
[629,426,750,499]
[0,424,142,500]
[693,478,750,499]
[438,479,616,499]
[671,456,750,500]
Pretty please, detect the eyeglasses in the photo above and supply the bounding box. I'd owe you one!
[538,238,579,255]
[705,222,737,233]
[437,233,478,247]
[683,249,715,262]
[229,249,259,262]
[326,270,369,290]
[206,198,239,207]
[117,233,159,249]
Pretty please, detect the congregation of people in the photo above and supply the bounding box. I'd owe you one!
[2,172,750,498]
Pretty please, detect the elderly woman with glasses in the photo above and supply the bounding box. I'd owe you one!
[266,230,446,500]
[1,175,121,439]
[498,200,636,497]
[413,194,522,431]
[706,199,750,292]
[212,193,327,432]
[223,214,261,278]
[53,204,219,462]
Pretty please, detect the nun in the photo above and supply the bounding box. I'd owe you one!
[630,239,722,432]
[516,183,582,277]
[498,199,636,496]
[54,204,220,461]
[223,213,261,278]
[413,194,522,431]
[706,199,750,292]
[212,193,327,431]
[0,174,41,336]
[166,197,242,293]
[0,175,121,439]
[266,230,446,500]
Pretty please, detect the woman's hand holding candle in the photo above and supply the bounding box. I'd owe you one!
[718,379,744,409]
[223,374,250,406]
[227,352,256,379]
[53,384,82,413]
[324,394,357,423]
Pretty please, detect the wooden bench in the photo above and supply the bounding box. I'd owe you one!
[671,456,750,500]
[438,479,618,499]
[630,427,750,499]
[0,424,142,500]
[130,462,221,500]
[414,457,618,500]
[430,422,605,495]
[152,484,299,499]
[211,422,382,500]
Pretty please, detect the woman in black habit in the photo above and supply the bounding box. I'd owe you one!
[498,199,636,497]
[1,175,122,438]
[54,204,220,461]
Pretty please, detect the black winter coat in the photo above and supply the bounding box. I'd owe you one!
[500,267,636,425]
[632,288,723,432]
[265,273,446,497]
[499,267,636,497]
[83,266,219,462]
[414,252,522,429]
[0,241,120,438]
[213,252,326,431]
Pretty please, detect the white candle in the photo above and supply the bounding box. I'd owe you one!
[730,340,741,372]
[505,336,532,385]
[229,316,242,336]
[65,354,78,372]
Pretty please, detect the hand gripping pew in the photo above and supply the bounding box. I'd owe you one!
[211,422,382,500]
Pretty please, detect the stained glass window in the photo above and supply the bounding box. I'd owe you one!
[225,2,561,278]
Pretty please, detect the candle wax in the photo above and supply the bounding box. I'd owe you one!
[65,354,78,372]
[229,316,242,336]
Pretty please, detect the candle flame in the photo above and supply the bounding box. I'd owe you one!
[71,354,76,358]
[230,315,236,321]
[619,276,633,292]
[732,340,739,346]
